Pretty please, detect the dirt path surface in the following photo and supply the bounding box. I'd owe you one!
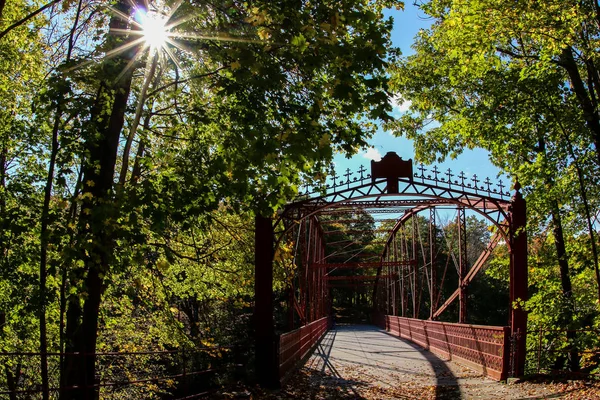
[234,324,600,399]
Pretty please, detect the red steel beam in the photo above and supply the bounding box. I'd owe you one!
[323,228,394,235]
[432,232,502,319]
[312,261,415,269]
[329,284,383,288]
[320,219,400,224]
[325,274,395,281]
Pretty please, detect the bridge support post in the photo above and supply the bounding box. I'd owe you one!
[458,207,468,324]
[429,208,437,320]
[509,186,528,377]
[254,214,279,388]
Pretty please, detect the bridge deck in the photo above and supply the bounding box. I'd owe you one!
[292,325,551,399]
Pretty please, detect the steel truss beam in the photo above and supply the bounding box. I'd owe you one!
[432,232,502,319]
[311,261,415,269]
[282,177,510,229]
[323,228,395,235]
[325,275,395,281]
[328,283,383,287]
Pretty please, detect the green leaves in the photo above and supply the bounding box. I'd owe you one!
[291,33,308,52]
[387,0,600,371]
[0,0,399,394]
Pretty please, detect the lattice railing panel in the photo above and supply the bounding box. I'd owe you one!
[278,317,330,379]
[376,314,509,380]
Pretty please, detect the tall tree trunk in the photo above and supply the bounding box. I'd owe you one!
[40,3,83,398]
[560,47,600,166]
[549,202,579,371]
[5,362,21,400]
[60,1,138,398]
[59,159,83,380]
[537,133,580,371]
[0,119,9,394]
[38,106,60,400]
[0,142,6,329]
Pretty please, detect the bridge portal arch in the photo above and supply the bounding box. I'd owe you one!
[254,152,527,386]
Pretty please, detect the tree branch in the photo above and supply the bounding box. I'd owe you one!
[145,67,227,98]
[0,0,64,41]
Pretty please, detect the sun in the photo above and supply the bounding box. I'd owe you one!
[141,10,169,51]
[96,1,269,80]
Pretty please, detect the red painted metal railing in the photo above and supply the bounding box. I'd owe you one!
[375,314,509,381]
[279,316,330,379]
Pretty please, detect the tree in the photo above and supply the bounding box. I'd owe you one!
[1,0,400,396]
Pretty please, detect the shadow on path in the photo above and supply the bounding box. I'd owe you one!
[305,329,367,399]
[380,329,462,399]
[302,324,463,399]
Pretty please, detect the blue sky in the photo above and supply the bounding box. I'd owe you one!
[332,3,505,186]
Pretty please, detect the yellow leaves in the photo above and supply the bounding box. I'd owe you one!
[245,7,270,26]
[257,27,272,41]
[56,199,69,209]
[319,133,331,148]
[86,180,95,187]
[157,259,170,273]
[274,242,293,264]
[81,192,93,200]
[230,60,241,70]
[274,248,284,263]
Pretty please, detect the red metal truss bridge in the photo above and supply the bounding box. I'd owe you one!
[253,152,527,387]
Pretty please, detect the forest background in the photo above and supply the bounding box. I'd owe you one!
[1,0,600,398]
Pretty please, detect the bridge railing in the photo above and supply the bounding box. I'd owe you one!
[375,314,509,381]
[279,316,331,379]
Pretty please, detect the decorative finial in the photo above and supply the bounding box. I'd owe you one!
[513,177,521,192]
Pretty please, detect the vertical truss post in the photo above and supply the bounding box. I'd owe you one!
[309,217,316,323]
[316,234,320,319]
[429,208,437,320]
[388,245,392,315]
[401,227,407,317]
[321,235,326,318]
[412,217,418,318]
[386,244,391,315]
[298,220,307,325]
[307,219,311,323]
[311,221,316,322]
[288,223,299,331]
[254,214,278,388]
[317,228,325,319]
[458,207,468,323]
[392,232,397,316]
[510,186,528,376]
